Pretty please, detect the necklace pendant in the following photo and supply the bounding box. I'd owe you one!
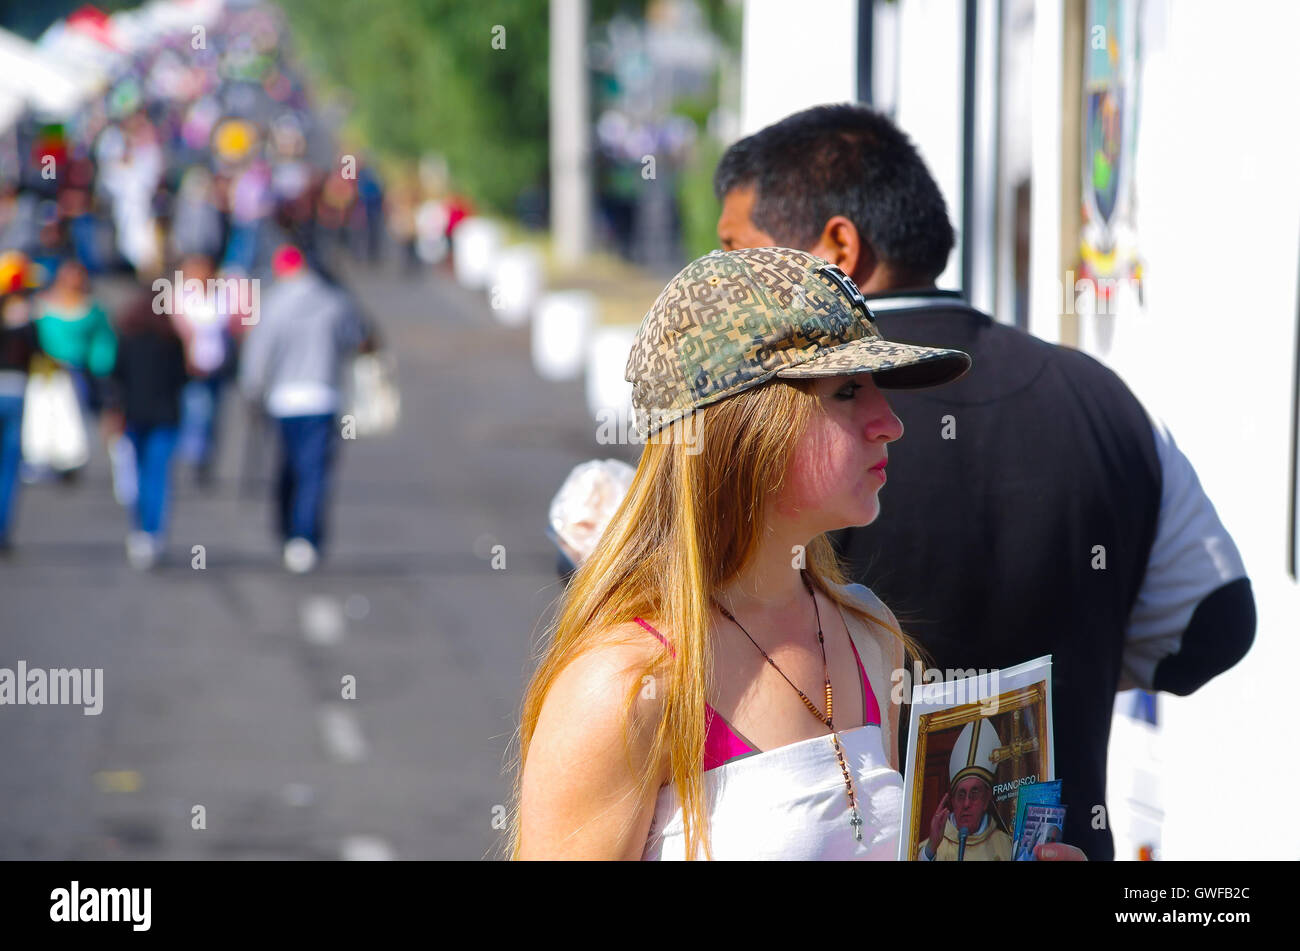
[850,808,863,842]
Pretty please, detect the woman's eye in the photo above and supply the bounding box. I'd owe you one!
[834,384,862,401]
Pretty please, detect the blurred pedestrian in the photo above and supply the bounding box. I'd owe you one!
[0,252,44,551]
[238,245,371,573]
[386,180,420,276]
[169,252,232,487]
[169,166,225,262]
[356,161,385,263]
[33,258,117,481]
[110,284,188,570]
[100,111,165,278]
[223,158,272,272]
[58,158,102,275]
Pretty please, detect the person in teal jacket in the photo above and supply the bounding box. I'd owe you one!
[33,258,118,480]
[33,259,117,406]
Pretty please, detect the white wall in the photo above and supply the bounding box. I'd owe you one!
[1078,0,1300,859]
[890,0,966,292]
[738,0,966,289]
[1028,0,1064,344]
[739,0,859,136]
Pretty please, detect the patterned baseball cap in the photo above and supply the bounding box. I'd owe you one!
[624,247,971,438]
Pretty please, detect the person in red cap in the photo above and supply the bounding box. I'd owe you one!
[272,244,304,277]
[238,245,373,573]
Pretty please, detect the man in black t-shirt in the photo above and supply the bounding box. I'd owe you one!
[714,104,1256,861]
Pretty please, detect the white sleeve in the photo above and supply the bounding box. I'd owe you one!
[1119,416,1247,691]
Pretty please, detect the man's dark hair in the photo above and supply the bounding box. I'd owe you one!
[714,104,955,283]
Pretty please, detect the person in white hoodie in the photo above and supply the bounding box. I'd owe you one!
[238,245,372,572]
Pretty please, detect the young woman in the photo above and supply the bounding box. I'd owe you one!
[510,247,1083,861]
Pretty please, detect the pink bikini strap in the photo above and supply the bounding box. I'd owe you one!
[634,618,674,656]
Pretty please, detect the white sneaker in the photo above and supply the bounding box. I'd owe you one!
[284,538,318,574]
[126,531,157,570]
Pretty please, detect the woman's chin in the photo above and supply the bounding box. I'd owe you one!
[836,500,881,530]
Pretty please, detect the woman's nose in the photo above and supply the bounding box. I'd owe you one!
[862,387,904,443]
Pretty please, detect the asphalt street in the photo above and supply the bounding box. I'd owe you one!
[0,260,639,860]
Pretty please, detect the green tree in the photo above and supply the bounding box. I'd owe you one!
[280,0,552,213]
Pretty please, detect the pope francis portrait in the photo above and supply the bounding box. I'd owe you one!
[917,717,1015,861]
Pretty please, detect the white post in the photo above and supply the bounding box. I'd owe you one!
[550,0,591,266]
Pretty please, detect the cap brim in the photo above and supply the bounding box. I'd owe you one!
[774,337,971,389]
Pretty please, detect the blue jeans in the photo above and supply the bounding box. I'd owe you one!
[125,424,178,535]
[275,414,336,549]
[0,394,23,539]
[179,376,224,468]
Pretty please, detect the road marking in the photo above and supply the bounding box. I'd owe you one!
[318,705,367,763]
[300,596,345,645]
[93,770,142,793]
[340,835,395,861]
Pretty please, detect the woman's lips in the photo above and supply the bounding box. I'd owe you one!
[869,460,887,482]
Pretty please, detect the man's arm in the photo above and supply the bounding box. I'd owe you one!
[1152,576,1255,695]
[237,304,275,404]
[1120,416,1255,693]
[335,286,375,355]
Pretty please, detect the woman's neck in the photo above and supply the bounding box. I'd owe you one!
[714,545,819,645]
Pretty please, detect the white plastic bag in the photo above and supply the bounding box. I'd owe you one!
[22,368,89,471]
[344,352,401,437]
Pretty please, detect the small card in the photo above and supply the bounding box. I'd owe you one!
[1014,803,1069,861]
[1011,777,1063,849]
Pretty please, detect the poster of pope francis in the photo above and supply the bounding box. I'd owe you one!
[899,656,1055,861]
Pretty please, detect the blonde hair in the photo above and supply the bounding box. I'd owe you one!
[505,378,925,860]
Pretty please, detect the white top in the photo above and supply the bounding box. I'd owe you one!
[639,581,904,861]
[267,380,338,418]
[640,721,903,860]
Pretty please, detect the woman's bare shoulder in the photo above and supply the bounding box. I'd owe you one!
[518,622,671,857]
[541,621,670,734]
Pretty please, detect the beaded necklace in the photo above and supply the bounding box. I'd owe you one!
[713,569,865,842]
